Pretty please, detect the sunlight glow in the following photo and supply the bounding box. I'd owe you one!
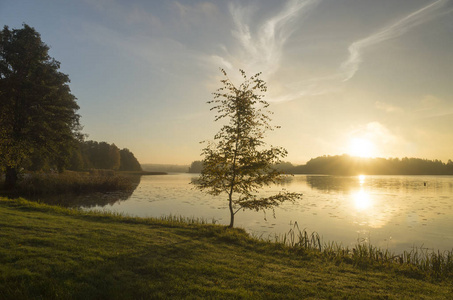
[358,175,366,184]
[349,138,375,158]
[353,190,373,211]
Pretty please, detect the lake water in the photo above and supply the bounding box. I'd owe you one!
[54,174,453,253]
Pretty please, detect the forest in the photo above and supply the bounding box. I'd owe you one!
[12,139,142,173]
[290,155,453,175]
[189,155,453,175]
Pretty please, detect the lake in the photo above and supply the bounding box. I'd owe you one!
[46,174,453,253]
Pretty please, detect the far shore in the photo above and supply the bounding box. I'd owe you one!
[119,171,167,176]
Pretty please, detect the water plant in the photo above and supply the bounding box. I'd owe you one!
[8,171,136,196]
[274,222,453,280]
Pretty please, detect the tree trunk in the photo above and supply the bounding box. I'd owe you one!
[4,166,18,190]
[228,195,234,228]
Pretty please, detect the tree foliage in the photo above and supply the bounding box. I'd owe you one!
[0,24,81,188]
[119,148,142,172]
[67,140,142,172]
[193,69,301,228]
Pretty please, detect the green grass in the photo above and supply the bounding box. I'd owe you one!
[1,197,452,299]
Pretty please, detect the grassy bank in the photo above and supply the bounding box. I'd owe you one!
[1,198,452,299]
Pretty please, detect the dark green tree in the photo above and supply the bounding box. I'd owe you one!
[66,141,141,172]
[79,141,120,170]
[106,143,121,170]
[119,148,142,171]
[193,69,301,228]
[0,24,81,188]
[67,142,85,171]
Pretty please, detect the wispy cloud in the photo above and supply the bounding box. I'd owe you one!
[84,0,161,28]
[81,21,198,80]
[269,73,344,102]
[413,94,453,118]
[375,101,402,113]
[174,1,218,18]
[81,1,219,78]
[341,0,451,81]
[227,0,320,76]
[275,0,452,102]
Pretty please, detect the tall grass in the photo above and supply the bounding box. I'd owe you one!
[274,222,322,251]
[275,222,453,280]
[159,214,218,225]
[13,171,135,196]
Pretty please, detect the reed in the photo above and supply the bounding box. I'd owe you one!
[274,222,453,280]
[158,214,218,225]
[275,221,322,251]
[13,171,135,196]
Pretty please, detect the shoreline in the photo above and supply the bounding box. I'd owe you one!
[0,197,451,298]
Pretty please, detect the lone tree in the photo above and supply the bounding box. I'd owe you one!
[0,24,81,189]
[194,69,301,228]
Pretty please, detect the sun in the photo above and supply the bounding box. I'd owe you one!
[349,138,375,158]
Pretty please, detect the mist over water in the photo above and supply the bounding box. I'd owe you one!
[77,174,453,253]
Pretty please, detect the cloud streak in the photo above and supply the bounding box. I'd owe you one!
[228,0,320,76]
[341,0,451,81]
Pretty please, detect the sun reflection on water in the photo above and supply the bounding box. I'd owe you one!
[354,175,372,211]
[358,174,366,185]
[353,189,373,211]
[350,175,388,228]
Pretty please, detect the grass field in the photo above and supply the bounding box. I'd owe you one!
[1,197,452,299]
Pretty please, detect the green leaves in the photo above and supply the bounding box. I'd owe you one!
[194,69,302,227]
[0,24,81,184]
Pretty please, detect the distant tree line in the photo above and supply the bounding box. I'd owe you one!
[189,155,453,175]
[142,164,189,173]
[286,155,453,175]
[188,160,203,173]
[68,140,142,172]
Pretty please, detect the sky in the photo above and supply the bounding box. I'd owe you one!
[1,0,452,165]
